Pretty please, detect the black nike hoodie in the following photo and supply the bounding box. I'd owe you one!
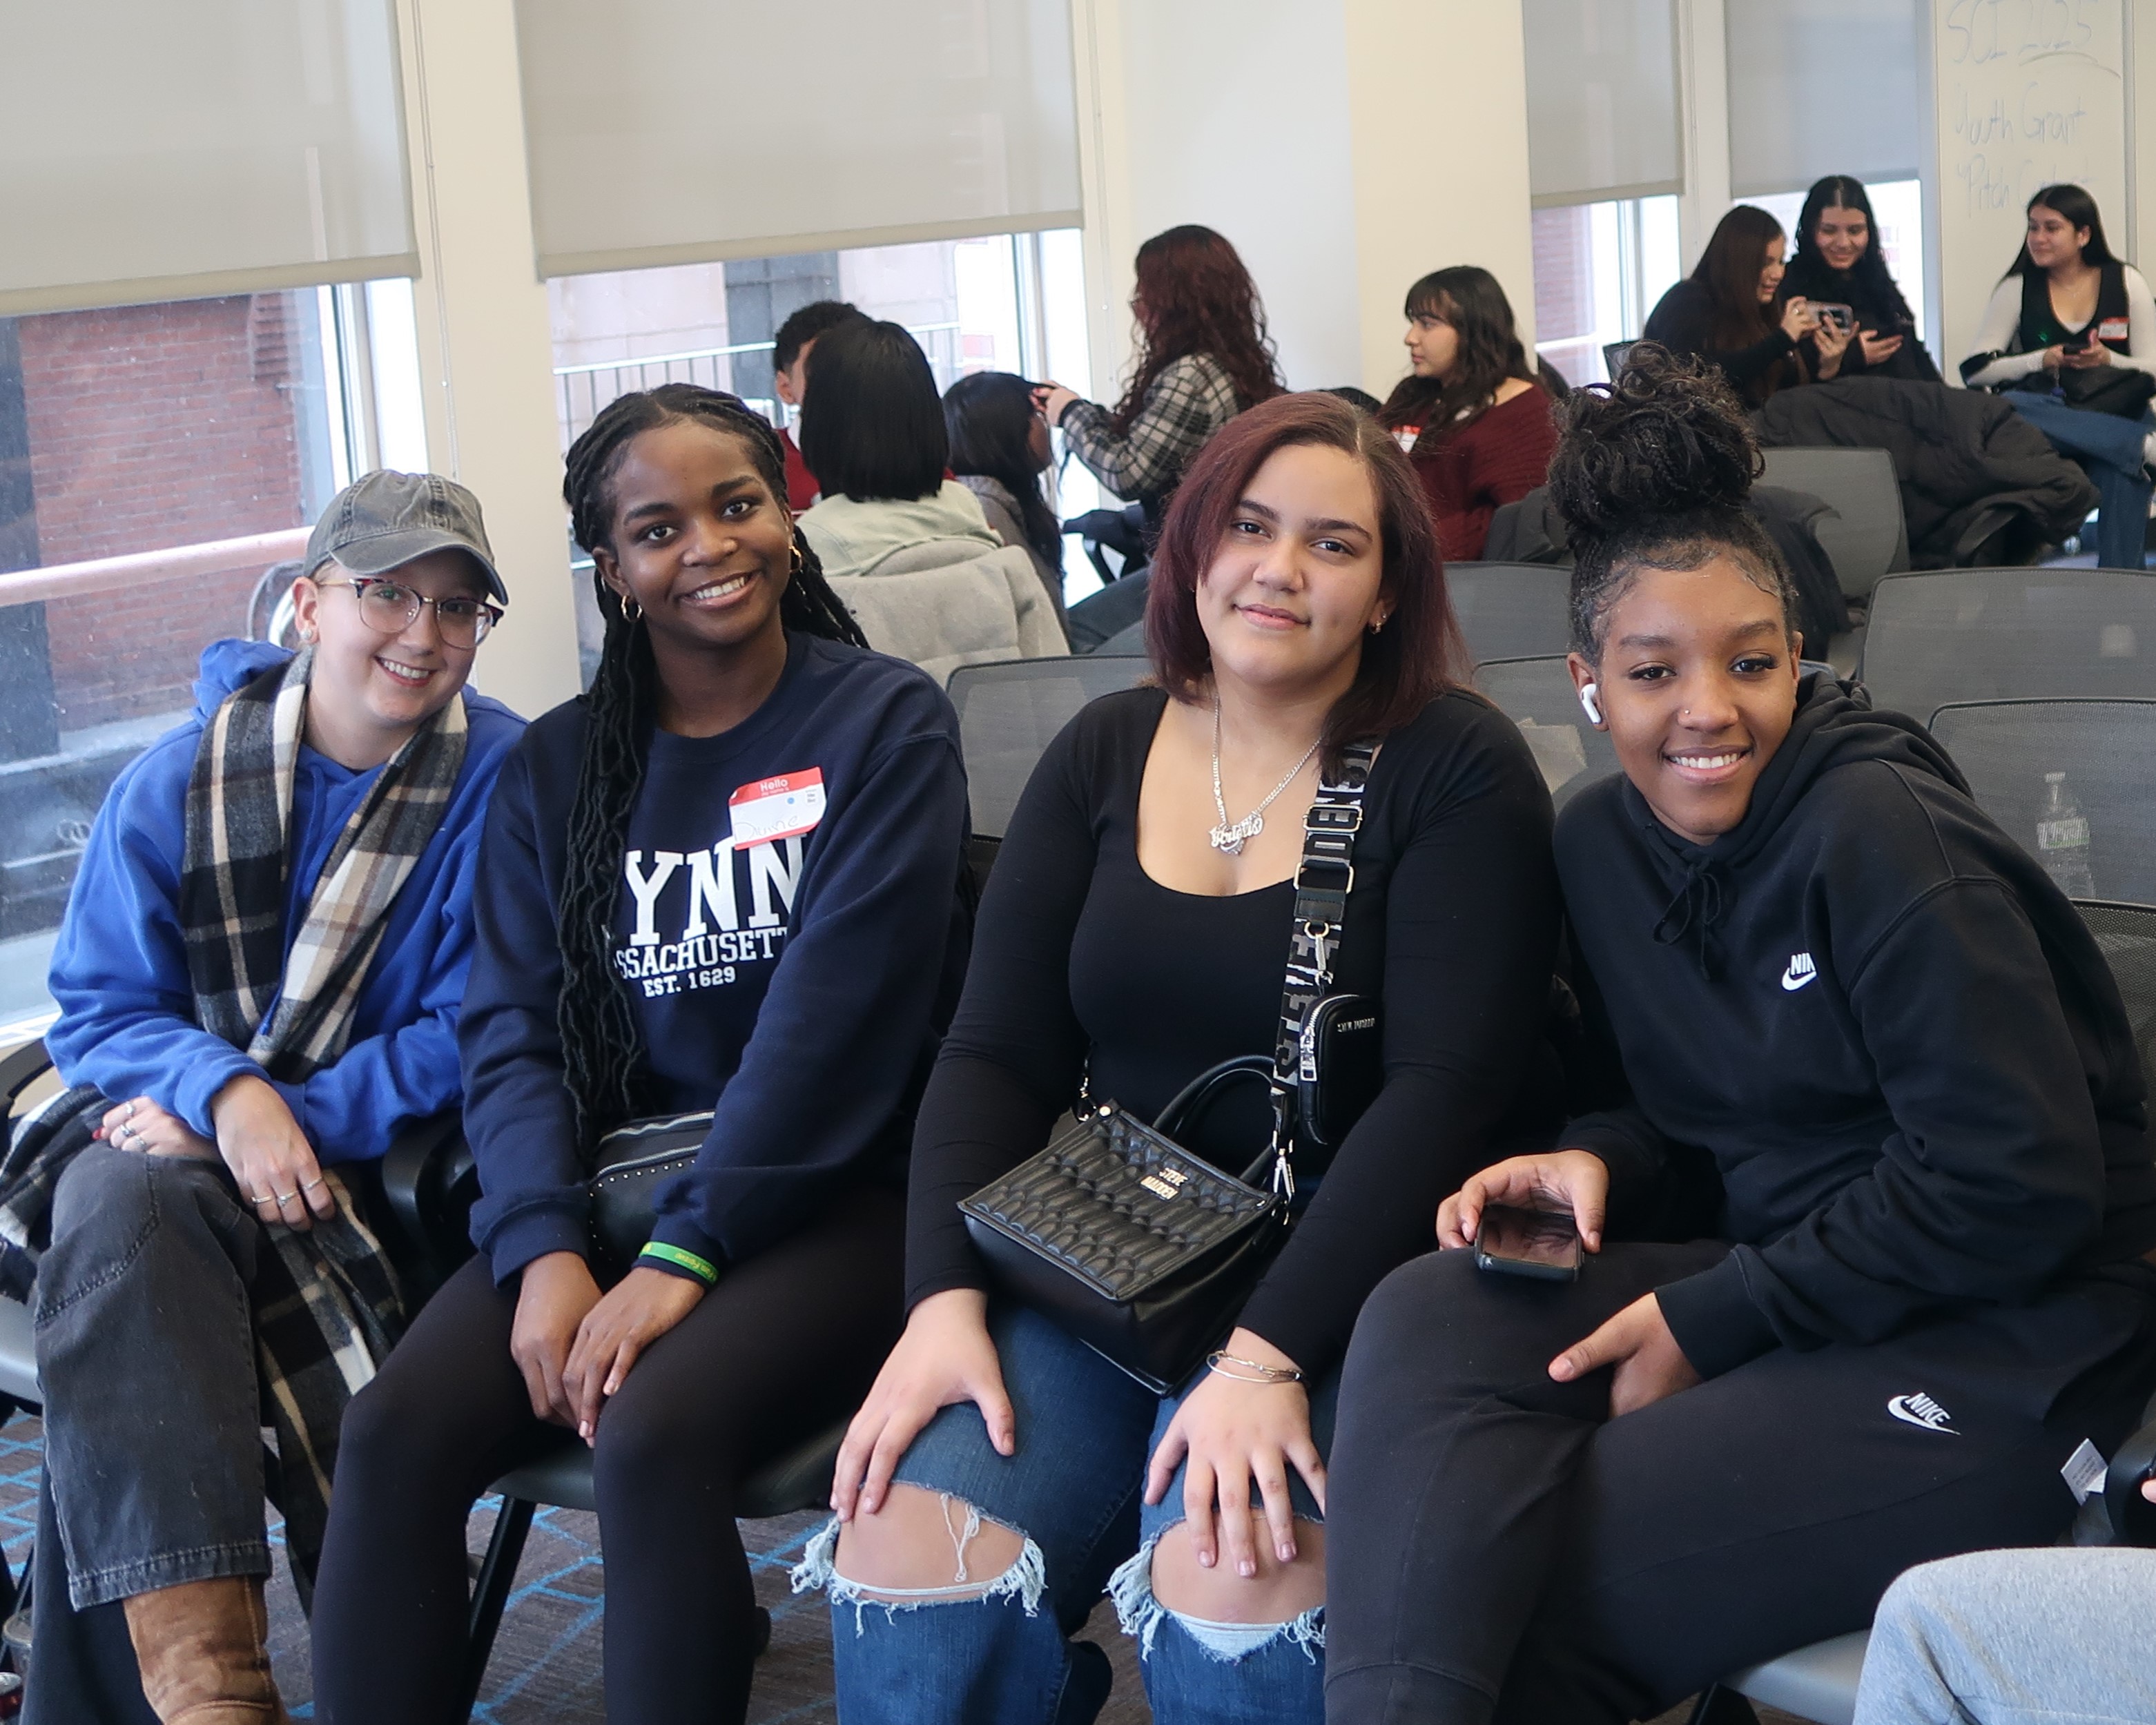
[1558,672,2156,1378]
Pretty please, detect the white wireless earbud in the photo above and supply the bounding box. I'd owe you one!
[1578,683,1603,725]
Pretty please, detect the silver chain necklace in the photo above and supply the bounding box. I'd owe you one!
[1209,699,1321,855]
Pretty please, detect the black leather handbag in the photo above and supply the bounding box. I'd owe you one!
[587,1109,713,1277]
[959,742,1381,1394]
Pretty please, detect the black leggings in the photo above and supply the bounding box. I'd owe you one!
[309,1184,904,1725]
[1322,1244,2156,1725]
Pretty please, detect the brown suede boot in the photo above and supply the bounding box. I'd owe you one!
[119,1577,288,1724]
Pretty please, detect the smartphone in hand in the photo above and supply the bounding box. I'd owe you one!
[1814,303,1855,333]
[1473,1205,1584,1282]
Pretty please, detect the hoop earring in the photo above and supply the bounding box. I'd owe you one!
[1368,614,1388,635]
[620,595,642,623]
[789,541,805,581]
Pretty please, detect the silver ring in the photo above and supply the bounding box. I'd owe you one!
[302,1176,326,1191]
[123,1101,137,1122]
[251,1191,273,1206]
[115,1123,135,1147]
[273,1190,298,1205]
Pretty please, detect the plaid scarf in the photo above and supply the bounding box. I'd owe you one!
[0,646,468,1601]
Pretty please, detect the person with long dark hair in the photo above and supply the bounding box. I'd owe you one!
[1034,225,1285,523]
[1963,184,2156,570]
[310,386,972,1724]
[797,392,1562,1724]
[1781,175,1941,383]
[944,369,1066,626]
[1644,204,1853,404]
[799,321,1065,676]
[1321,349,2156,1723]
[1375,266,1558,561]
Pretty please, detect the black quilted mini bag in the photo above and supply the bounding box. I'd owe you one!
[959,742,1379,1394]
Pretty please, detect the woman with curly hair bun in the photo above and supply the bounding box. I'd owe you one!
[1034,225,1284,525]
[1322,347,2156,1724]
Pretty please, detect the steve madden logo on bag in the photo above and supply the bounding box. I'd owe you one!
[1140,1167,1190,1200]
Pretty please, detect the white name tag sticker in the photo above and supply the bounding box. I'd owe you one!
[729,768,826,847]
[2099,317,2131,343]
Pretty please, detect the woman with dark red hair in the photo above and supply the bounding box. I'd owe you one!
[798,393,1562,1724]
[1035,225,1285,525]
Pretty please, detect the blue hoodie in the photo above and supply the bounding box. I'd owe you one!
[45,639,525,1161]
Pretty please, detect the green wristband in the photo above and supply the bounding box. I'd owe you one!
[638,1241,719,1286]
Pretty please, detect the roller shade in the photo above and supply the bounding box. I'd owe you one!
[1726,0,1921,197]
[516,0,1082,279]
[1524,0,1683,207]
[0,0,416,317]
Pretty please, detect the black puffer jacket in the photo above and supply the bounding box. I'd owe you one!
[1751,376,2099,568]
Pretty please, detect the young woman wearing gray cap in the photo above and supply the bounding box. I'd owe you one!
[14,469,523,1724]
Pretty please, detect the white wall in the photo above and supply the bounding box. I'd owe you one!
[391,0,581,721]
[1070,0,1536,404]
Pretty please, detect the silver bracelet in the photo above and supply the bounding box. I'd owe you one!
[1205,1349,1305,1385]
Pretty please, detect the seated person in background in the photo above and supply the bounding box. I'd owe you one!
[1854,1492,2156,1725]
[1644,204,1853,404]
[770,298,864,510]
[9,471,521,1725]
[803,392,1564,1725]
[1780,175,1941,384]
[1375,265,1558,562]
[944,369,1067,628]
[1321,349,2156,1724]
[1034,224,1285,527]
[800,321,1065,679]
[311,387,971,1725]
[1963,183,2156,572]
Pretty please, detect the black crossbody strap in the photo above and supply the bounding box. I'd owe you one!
[1263,739,1377,1196]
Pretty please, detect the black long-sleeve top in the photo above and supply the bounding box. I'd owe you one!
[905,685,1562,1374]
[1557,676,2156,1379]
[1643,278,1798,402]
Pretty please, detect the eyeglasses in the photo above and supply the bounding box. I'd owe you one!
[315,578,501,647]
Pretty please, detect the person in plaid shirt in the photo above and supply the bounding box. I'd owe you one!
[1036,225,1284,524]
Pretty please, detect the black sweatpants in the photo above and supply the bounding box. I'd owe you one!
[1323,1244,2156,1725]
[309,1183,904,1725]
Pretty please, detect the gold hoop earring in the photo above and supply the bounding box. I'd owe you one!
[620,595,642,623]
[1368,614,1388,635]
[789,541,805,580]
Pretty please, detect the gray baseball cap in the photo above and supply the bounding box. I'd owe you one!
[305,469,507,604]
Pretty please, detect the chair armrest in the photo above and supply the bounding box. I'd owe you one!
[2102,1418,2156,1546]
[378,1110,478,1284]
[0,1040,52,1111]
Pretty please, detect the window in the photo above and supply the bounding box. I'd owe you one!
[1740,179,1927,344]
[0,283,421,1037]
[1532,196,1684,388]
[547,228,1098,679]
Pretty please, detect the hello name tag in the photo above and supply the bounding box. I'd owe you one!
[729,769,826,846]
[2099,317,2131,344]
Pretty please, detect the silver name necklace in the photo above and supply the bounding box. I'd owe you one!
[1210,699,1321,855]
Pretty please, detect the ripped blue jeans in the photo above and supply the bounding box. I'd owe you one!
[795,1302,1334,1725]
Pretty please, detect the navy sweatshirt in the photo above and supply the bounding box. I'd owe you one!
[1558,674,2156,1378]
[461,632,971,1283]
[48,639,525,1160]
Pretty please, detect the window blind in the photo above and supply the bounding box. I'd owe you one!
[1523,0,1683,207]
[0,0,416,318]
[515,0,1082,279]
[1725,0,1922,197]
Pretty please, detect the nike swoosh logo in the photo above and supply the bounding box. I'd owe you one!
[1780,968,1816,992]
[1887,1395,1958,1434]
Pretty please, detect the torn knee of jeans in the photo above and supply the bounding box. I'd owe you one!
[1107,1530,1325,1665]
[790,1494,1047,1633]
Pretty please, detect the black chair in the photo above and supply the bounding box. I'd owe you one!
[1859,568,2156,730]
[1446,564,1573,663]
[1473,656,1618,810]
[1757,447,1910,606]
[1691,897,2156,1724]
[945,656,1154,886]
[1927,699,2156,908]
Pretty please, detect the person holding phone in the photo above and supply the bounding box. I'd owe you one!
[1780,176,1941,384]
[1321,348,2156,1724]
[1963,184,2156,570]
[1642,205,1853,405]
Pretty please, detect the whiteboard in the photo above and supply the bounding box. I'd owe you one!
[1932,0,2126,370]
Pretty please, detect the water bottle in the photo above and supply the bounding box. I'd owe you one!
[2037,771,2097,899]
